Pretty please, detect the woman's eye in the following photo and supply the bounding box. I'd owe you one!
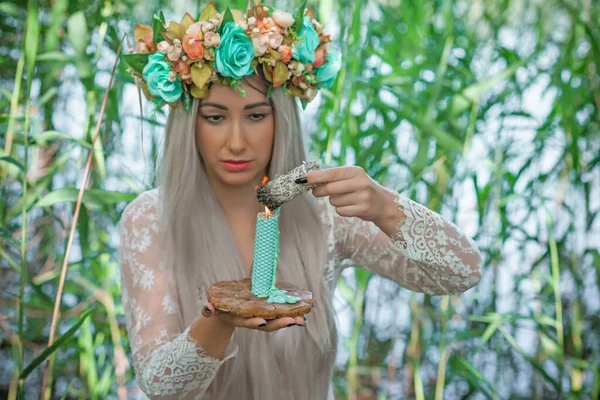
[203,115,224,123]
[249,113,266,121]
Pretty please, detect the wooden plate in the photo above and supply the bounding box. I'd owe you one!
[207,278,314,319]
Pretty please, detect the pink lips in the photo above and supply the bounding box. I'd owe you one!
[221,160,252,172]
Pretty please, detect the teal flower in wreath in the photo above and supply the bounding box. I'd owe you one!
[142,52,183,103]
[215,22,255,80]
[316,49,342,88]
[292,16,320,64]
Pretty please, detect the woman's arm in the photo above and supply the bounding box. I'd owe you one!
[119,191,237,399]
[302,167,482,294]
[333,190,482,294]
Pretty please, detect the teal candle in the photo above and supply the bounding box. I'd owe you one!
[251,207,301,304]
[251,207,280,295]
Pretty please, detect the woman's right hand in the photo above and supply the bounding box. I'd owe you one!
[201,302,306,332]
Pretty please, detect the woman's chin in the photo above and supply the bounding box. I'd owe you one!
[217,170,259,187]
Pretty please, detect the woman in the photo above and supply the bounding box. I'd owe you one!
[119,5,482,399]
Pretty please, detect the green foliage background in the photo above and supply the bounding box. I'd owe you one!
[0,0,599,398]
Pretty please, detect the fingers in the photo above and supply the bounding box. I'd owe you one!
[237,316,269,329]
[335,204,368,218]
[239,316,307,332]
[297,166,363,185]
[213,312,267,329]
[312,180,359,198]
[201,302,221,318]
[256,316,298,332]
[203,305,309,332]
[256,315,307,331]
[326,192,366,207]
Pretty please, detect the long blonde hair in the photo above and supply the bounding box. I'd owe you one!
[157,77,338,399]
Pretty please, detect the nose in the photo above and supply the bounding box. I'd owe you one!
[226,120,245,154]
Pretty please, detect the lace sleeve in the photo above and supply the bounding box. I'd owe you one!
[119,191,237,398]
[332,193,482,295]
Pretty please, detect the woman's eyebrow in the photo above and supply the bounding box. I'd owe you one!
[199,102,227,110]
[199,101,271,111]
[244,101,271,110]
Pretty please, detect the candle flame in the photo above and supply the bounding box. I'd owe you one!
[264,206,271,217]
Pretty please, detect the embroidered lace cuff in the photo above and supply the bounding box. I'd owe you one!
[391,195,417,250]
[185,326,239,362]
[138,327,239,397]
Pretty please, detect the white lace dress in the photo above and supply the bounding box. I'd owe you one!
[119,188,482,399]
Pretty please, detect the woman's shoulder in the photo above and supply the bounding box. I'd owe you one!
[120,188,160,228]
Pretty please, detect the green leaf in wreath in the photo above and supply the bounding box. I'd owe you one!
[122,53,149,75]
[292,1,307,34]
[152,14,167,45]
[217,7,235,34]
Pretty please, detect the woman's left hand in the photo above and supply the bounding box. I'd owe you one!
[296,166,394,223]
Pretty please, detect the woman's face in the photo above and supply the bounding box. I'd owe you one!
[195,80,274,188]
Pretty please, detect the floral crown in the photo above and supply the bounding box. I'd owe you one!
[123,0,342,112]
